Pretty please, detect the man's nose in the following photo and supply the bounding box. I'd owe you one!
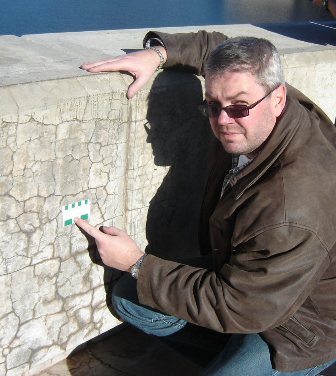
[217,108,234,124]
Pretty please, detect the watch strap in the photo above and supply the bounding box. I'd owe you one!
[129,254,146,279]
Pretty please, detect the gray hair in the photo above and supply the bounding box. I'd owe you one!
[205,37,285,91]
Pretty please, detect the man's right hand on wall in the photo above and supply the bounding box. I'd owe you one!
[80,46,167,99]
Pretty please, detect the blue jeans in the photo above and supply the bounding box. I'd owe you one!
[112,272,335,376]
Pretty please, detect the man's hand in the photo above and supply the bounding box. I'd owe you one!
[80,47,167,99]
[75,218,144,271]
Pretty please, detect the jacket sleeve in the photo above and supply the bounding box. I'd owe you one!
[137,225,330,334]
[143,30,228,75]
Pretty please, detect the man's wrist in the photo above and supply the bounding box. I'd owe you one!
[144,37,167,70]
[128,253,146,279]
[145,46,166,70]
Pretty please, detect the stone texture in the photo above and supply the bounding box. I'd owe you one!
[0,25,335,376]
[282,49,336,122]
[0,68,214,376]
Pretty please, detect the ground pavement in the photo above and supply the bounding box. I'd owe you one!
[40,323,336,376]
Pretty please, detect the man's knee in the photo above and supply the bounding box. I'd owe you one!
[111,273,187,336]
[110,273,139,320]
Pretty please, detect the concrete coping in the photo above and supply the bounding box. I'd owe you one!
[1,24,335,87]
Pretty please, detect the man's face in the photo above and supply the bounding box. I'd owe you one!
[205,71,284,156]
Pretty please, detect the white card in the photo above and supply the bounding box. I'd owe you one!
[62,199,91,227]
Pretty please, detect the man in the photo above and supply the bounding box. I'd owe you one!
[76,31,336,375]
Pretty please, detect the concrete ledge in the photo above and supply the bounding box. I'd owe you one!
[1,24,335,119]
[1,25,335,376]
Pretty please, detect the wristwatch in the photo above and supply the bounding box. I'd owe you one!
[129,254,146,279]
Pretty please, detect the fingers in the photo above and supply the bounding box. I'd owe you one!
[74,217,104,240]
[127,74,151,99]
[80,60,109,70]
[80,59,120,73]
[80,49,160,98]
[80,62,102,70]
[80,55,137,73]
[101,226,124,237]
[75,217,124,238]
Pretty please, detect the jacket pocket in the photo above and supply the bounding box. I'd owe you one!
[278,316,318,348]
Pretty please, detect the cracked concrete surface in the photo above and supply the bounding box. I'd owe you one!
[1,66,214,375]
[0,26,335,376]
[0,80,130,376]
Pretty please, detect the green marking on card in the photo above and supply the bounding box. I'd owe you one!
[62,199,90,227]
[64,219,73,226]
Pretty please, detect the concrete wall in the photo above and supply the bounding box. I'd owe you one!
[0,25,335,375]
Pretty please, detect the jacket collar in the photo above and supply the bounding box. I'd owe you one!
[230,91,304,200]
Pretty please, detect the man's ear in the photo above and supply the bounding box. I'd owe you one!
[272,84,287,117]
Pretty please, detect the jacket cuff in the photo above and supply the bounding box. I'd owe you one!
[143,30,229,75]
[136,254,172,309]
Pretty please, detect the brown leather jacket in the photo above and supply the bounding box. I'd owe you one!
[137,31,336,371]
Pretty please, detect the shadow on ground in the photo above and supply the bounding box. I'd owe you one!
[40,324,201,376]
[42,324,336,376]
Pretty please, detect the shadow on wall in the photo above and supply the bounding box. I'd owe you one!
[143,71,215,260]
[73,70,216,325]
[66,71,216,374]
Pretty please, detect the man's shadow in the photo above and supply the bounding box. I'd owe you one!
[78,71,215,317]
[143,71,215,260]
[76,68,219,309]
[101,71,216,311]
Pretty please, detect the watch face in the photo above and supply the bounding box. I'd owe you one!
[130,254,146,279]
[131,267,138,279]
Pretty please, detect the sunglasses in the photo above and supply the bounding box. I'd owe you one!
[199,85,281,119]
